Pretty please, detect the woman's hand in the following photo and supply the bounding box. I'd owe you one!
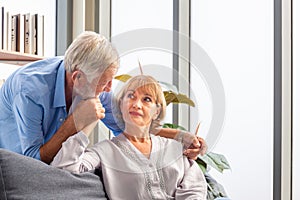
[82,121,98,137]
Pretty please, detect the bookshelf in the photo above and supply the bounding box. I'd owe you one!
[0,49,43,65]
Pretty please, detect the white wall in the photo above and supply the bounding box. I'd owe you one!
[190,0,273,199]
[292,0,300,199]
[0,0,56,56]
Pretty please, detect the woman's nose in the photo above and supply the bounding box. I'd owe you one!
[132,99,142,109]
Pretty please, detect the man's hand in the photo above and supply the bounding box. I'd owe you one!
[73,97,105,131]
[176,130,208,160]
[183,136,207,160]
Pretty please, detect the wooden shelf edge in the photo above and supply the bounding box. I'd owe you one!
[0,50,44,61]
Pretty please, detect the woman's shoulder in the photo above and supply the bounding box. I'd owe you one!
[151,135,183,156]
[94,134,127,152]
[152,134,181,146]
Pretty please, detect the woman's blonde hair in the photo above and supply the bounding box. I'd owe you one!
[64,31,119,82]
[113,75,166,134]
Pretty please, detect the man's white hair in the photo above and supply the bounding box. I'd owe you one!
[64,31,119,82]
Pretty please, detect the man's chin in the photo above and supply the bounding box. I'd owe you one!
[73,86,97,99]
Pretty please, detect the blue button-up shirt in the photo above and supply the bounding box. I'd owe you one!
[0,57,122,160]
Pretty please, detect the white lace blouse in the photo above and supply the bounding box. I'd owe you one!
[51,132,207,200]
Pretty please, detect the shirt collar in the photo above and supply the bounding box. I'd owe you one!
[53,60,66,108]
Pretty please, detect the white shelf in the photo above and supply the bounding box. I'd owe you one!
[0,50,43,65]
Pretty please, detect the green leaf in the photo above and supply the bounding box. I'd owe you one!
[162,123,186,130]
[163,91,195,107]
[114,74,132,82]
[205,173,228,199]
[195,157,207,173]
[199,152,231,173]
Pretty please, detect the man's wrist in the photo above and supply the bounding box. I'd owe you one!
[174,129,186,143]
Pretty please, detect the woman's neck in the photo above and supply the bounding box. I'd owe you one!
[123,126,152,158]
[123,132,150,142]
[123,126,150,141]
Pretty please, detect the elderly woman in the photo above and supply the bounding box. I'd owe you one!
[51,75,207,199]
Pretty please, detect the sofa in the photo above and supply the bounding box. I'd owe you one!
[0,148,107,200]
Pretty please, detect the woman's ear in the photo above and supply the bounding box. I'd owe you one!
[119,99,124,114]
[153,104,161,120]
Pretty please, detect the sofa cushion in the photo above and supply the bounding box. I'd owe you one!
[0,148,106,200]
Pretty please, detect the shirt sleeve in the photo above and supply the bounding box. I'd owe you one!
[12,93,44,160]
[99,91,123,136]
[51,131,102,173]
[175,158,207,200]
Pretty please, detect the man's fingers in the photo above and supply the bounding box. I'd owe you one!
[93,99,105,119]
[192,136,201,148]
[73,97,105,131]
[197,136,208,156]
[184,136,208,159]
[184,149,200,160]
[96,107,105,119]
[95,104,105,113]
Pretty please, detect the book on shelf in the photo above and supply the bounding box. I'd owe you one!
[16,13,24,53]
[6,11,11,51]
[1,7,8,51]
[12,13,25,53]
[36,14,44,56]
[11,14,17,51]
[30,14,44,56]
[19,13,25,53]
[23,13,31,54]
[31,14,37,55]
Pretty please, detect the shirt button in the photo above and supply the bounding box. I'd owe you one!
[59,118,63,122]
[149,163,154,168]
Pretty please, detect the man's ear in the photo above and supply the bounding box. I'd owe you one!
[72,71,82,80]
[72,71,83,86]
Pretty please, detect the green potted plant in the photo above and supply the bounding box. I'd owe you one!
[162,87,231,200]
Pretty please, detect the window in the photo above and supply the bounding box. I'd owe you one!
[190,0,274,199]
[111,0,174,123]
